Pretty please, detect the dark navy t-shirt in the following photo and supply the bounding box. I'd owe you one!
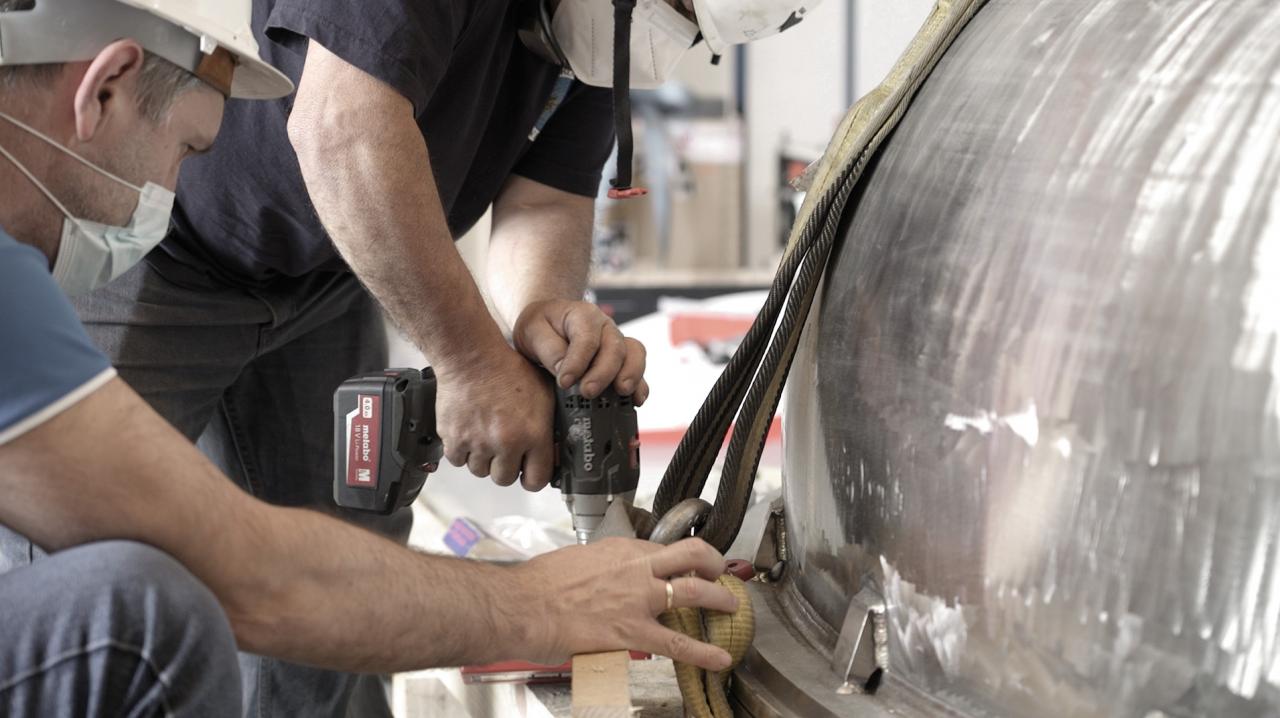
[166,0,616,283]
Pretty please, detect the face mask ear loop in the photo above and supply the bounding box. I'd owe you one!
[0,111,145,194]
[607,0,648,200]
[0,139,81,224]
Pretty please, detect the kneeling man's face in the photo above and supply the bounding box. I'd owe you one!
[56,66,224,230]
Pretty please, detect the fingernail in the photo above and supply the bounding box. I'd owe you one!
[582,381,599,396]
[619,379,635,394]
[560,374,576,388]
[554,360,564,374]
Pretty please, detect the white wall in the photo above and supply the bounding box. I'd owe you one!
[743,0,851,268]
[671,44,736,102]
[460,1,939,278]
[854,0,936,93]
[742,0,935,269]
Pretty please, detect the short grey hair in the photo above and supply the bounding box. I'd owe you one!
[0,0,204,122]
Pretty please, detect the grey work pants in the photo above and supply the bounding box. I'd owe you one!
[67,245,406,717]
[0,540,242,717]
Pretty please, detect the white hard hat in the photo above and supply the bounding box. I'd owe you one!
[0,0,293,100]
[690,0,819,55]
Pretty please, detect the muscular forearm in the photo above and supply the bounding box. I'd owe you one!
[488,176,595,330]
[2,377,735,672]
[287,44,507,377]
[0,381,537,672]
[217,504,533,671]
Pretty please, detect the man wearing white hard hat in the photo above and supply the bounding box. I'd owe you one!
[0,0,748,716]
[0,1,287,715]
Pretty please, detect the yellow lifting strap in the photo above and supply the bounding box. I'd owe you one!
[724,0,991,532]
[658,1,991,710]
[662,0,992,555]
[660,575,754,718]
[785,0,988,264]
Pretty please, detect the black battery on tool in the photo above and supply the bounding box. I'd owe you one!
[333,368,442,514]
[553,385,642,543]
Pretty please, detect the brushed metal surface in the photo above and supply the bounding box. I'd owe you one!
[779,0,1280,716]
[731,582,948,718]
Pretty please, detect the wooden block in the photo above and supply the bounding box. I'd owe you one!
[571,651,632,718]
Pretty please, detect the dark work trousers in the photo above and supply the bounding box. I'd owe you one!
[69,245,409,718]
[0,539,243,717]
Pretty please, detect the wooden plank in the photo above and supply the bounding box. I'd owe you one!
[571,651,632,718]
[536,659,684,718]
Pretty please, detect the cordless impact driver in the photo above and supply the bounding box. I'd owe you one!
[333,368,641,543]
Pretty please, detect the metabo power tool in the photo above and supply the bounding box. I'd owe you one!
[333,368,641,543]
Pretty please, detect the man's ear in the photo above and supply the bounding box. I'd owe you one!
[72,40,146,143]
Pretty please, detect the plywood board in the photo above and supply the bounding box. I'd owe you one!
[571,651,632,718]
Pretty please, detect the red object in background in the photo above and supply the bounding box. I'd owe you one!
[725,559,756,581]
[462,651,652,685]
[668,312,755,349]
[608,186,649,200]
[460,661,570,685]
[784,158,811,183]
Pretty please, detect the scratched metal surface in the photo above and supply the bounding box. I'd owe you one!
[780,0,1280,716]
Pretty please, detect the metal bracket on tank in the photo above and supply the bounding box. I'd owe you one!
[752,498,789,575]
[830,587,888,695]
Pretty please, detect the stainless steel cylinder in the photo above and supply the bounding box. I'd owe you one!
[776,1,1280,716]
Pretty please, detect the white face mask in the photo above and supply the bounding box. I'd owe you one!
[0,111,176,297]
[552,0,700,89]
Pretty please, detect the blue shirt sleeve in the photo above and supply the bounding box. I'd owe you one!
[0,229,114,444]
